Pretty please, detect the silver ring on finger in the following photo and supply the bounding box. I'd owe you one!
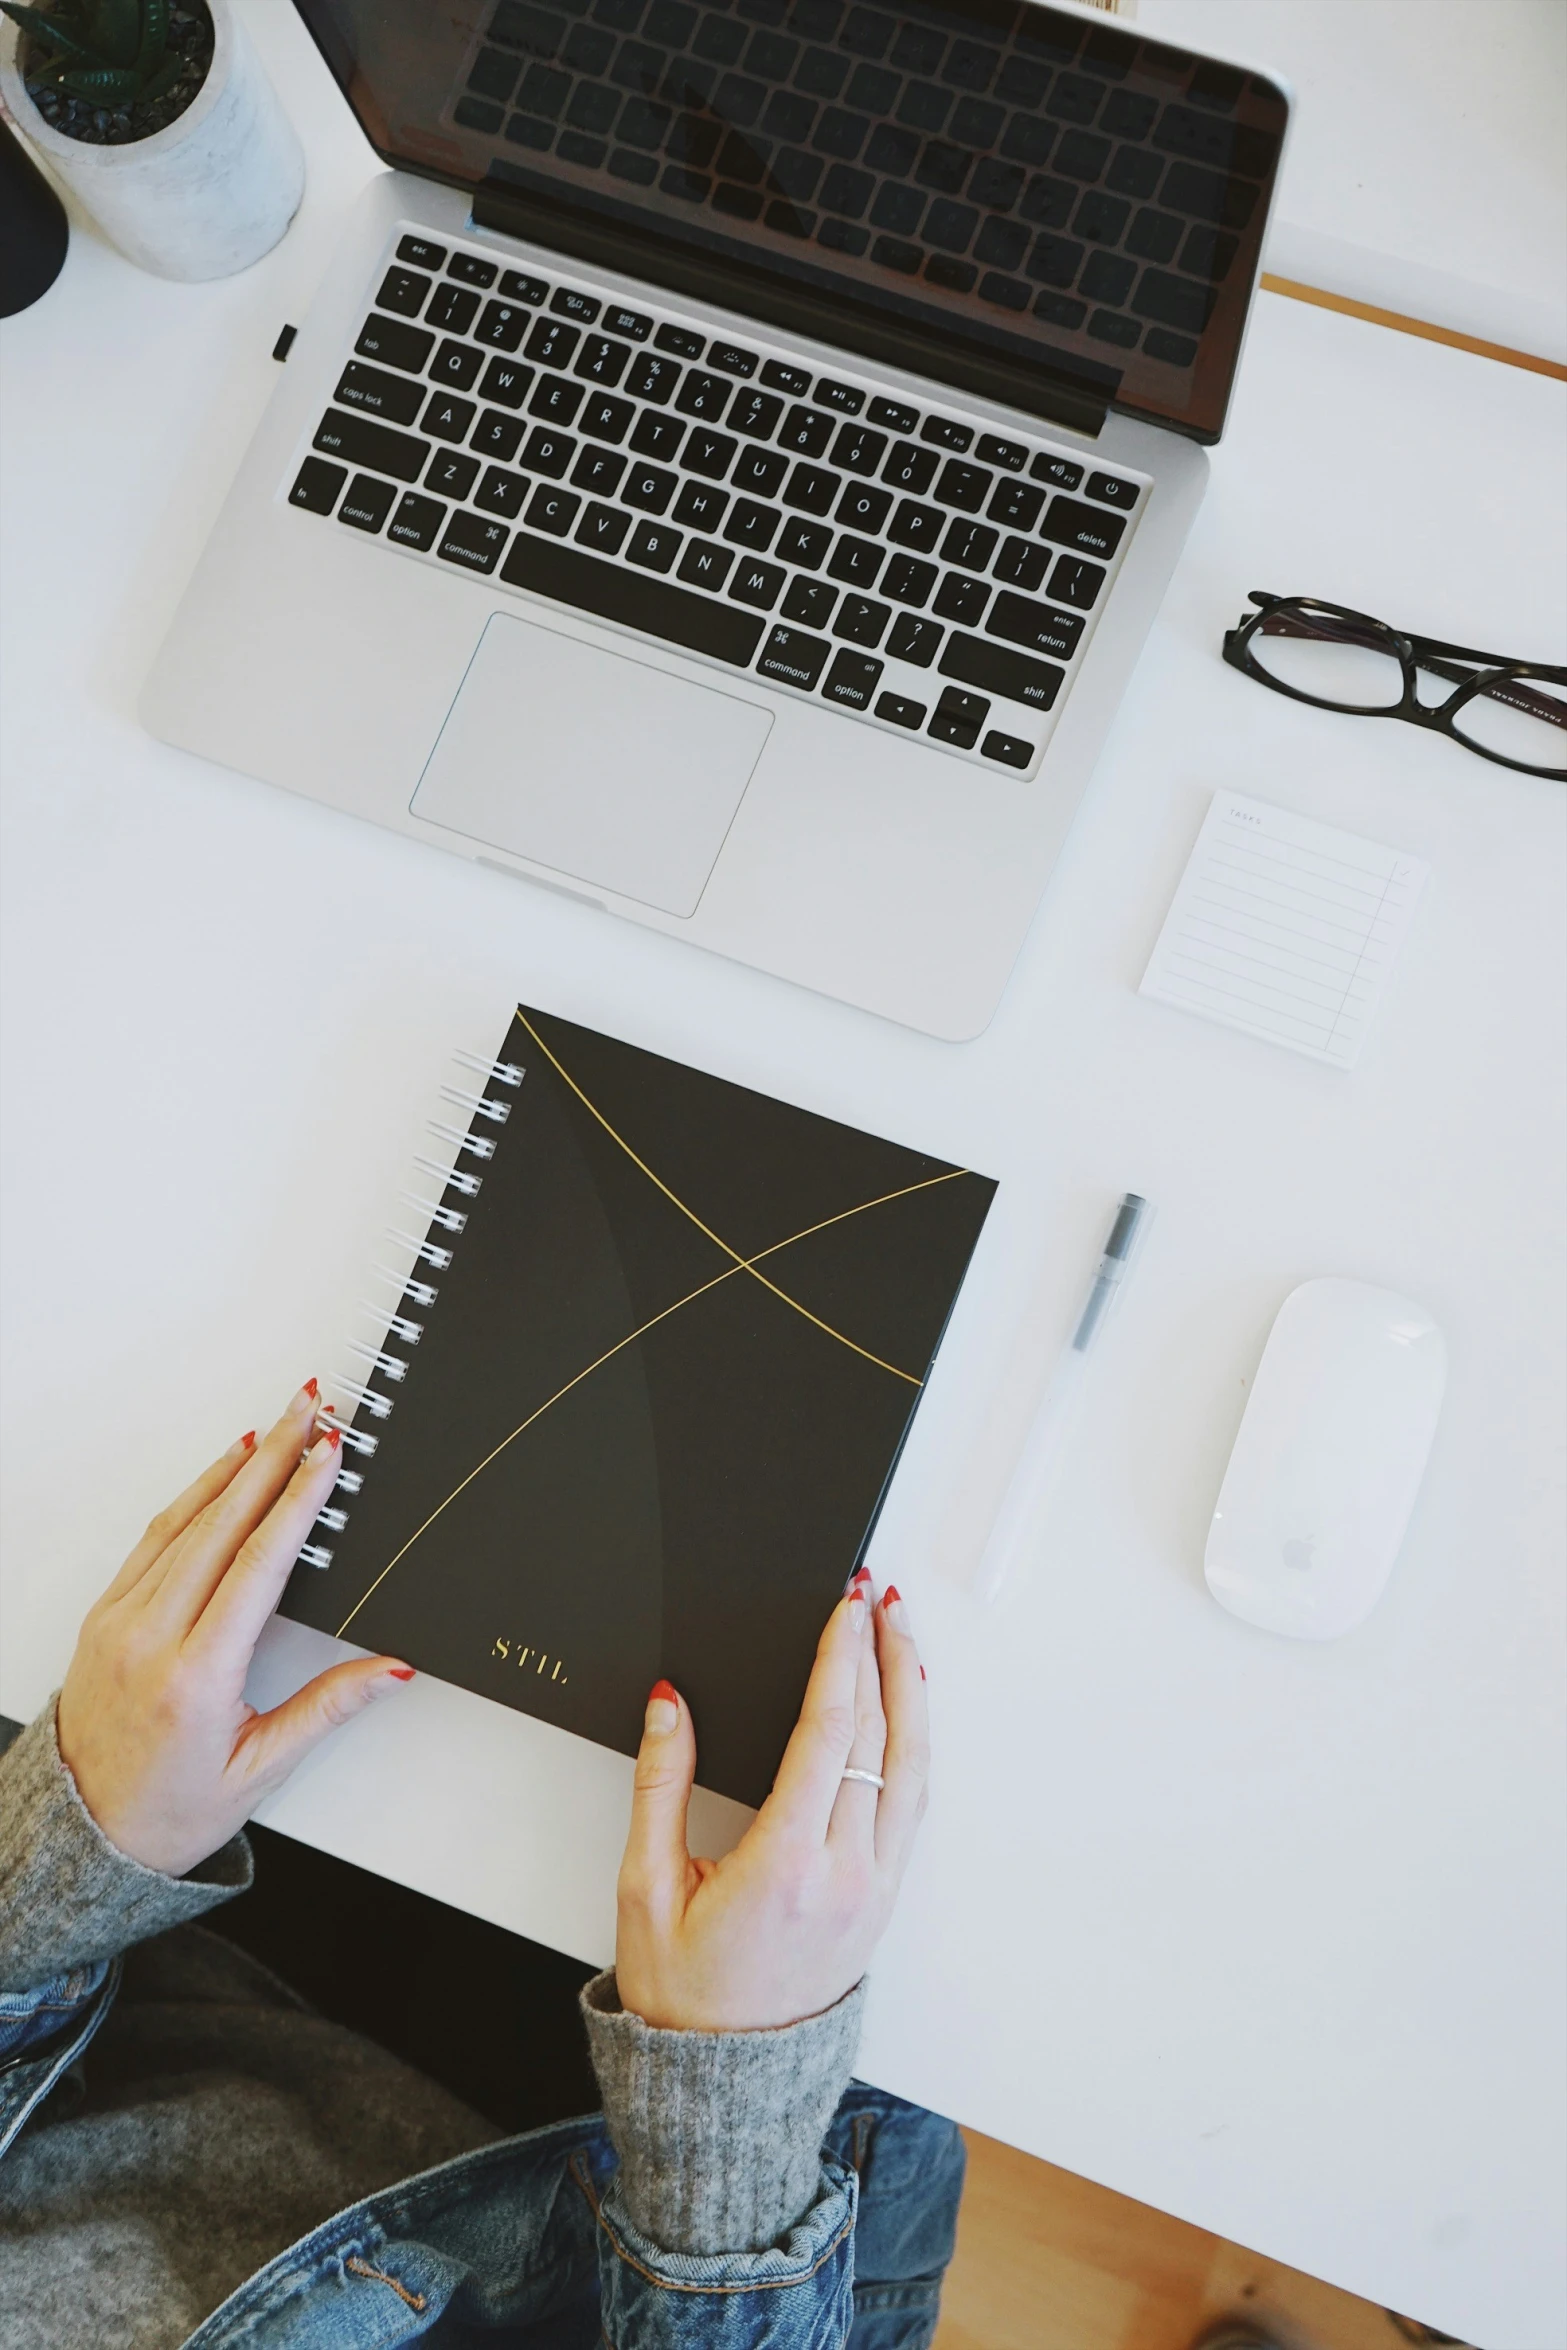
[840,1767,885,1789]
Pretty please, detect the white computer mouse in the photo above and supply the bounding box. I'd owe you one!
[1204,1278,1447,1640]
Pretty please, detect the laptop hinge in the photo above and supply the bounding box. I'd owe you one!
[471,180,1109,442]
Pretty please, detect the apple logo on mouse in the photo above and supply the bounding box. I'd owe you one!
[1281,1537,1316,1572]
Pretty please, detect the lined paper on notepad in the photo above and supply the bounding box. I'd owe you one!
[1140,793,1428,1069]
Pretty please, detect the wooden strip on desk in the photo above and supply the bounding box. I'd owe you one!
[1260,275,1567,381]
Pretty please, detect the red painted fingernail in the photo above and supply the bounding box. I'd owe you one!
[387,1666,415,1681]
[239,1431,256,1450]
[648,1679,678,1706]
[920,1665,927,1681]
[303,1377,319,1399]
[882,1584,902,1607]
[326,1427,341,1449]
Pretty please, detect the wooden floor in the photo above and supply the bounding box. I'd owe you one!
[933,2129,1467,2350]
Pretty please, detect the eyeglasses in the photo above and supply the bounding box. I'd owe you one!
[1222,593,1567,780]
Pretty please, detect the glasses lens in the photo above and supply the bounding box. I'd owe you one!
[1450,671,1567,775]
[1249,608,1405,709]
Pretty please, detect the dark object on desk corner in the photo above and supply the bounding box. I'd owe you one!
[0,0,213,146]
[0,117,67,314]
[1223,591,1567,780]
[272,322,296,361]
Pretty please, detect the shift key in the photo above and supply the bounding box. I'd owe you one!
[311,408,430,483]
[938,632,1064,712]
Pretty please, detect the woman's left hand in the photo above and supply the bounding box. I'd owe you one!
[55,1382,414,1877]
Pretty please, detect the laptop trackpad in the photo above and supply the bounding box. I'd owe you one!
[410,612,773,917]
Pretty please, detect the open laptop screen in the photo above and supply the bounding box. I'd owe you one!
[294,0,1287,443]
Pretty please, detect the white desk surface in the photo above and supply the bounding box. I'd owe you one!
[2,6,1564,2345]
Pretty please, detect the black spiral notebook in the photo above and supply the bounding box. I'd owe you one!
[282,1006,996,1807]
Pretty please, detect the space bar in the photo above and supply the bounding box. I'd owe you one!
[499,534,765,668]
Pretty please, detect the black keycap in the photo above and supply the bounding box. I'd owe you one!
[920,416,973,451]
[836,481,891,534]
[525,483,581,537]
[438,510,509,572]
[431,339,484,392]
[676,371,731,421]
[728,389,784,439]
[421,392,477,444]
[986,592,1084,660]
[625,463,678,514]
[573,444,628,495]
[783,463,839,516]
[678,540,735,592]
[888,499,945,552]
[499,533,764,664]
[1041,496,1127,560]
[887,612,942,666]
[526,318,581,369]
[475,465,530,517]
[875,691,926,728]
[448,252,498,286]
[882,553,936,606]
[934,573,990,624]
[333,362,425,426]
[426,284,481,337]
[833,594,890,647]
[569,336,630,389]
[499,269,550,305]
[821,649,883,709]
[814,377,865,413]
[354,315,434,373]
[682,429,737,479]
[940,632,1063,712]
[988,477,1045,531]
[656,322,706,358]
[529,374,586,426]
[425,450,480,499]
[708,341,758,376]
[777,517,832,569]
[729,557,785,610]
[723,498,782,551]
[376,267,430,317]
[1086,470,1139,509]
[626,352,683,407]
[828,535,885,588]
[940,519,998,573]
[782,577,837,627]
[761,359,812,395]
[397,235,445,269]
[519,427,576,478]
[313,409,430,483]
[471,409,526,461]
[387,491,446,550]
[993,537,1051,592]
[290,456,346,515]
[982,729,1033,768]
[1031,452,1084,490]
[552,286,600,321]
[631,410,685,461]
[575,501,632,556]
[732,447,788,498]
[476,300,530,351]
[757,624,831,689]
[628,519,683,573]
[581,393,635,443]
[829,424,888,477]
[479,357,534,408]
[779,405,836,456]
[934,459,992,512]
[882,441,939,494]
[674,480,729,532]
[928,683,989,747]
[976,432,1027,471]
[867,396,919,432]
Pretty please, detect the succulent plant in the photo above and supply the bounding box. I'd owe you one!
[1,0,184,105]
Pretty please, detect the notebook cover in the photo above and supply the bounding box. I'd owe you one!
[281,1005,996,1807]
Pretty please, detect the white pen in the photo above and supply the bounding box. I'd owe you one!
[975,1193,1154,1605]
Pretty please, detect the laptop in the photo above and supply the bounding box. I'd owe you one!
[142,0,1288,1039]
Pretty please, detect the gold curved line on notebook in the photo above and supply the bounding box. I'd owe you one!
[333,1170,966,1638]
[514,1008,923,1386]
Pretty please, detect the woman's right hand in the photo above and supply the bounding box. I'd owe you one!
[613,1569,928,2032]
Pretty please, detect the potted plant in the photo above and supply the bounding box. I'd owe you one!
[0,0,304,280]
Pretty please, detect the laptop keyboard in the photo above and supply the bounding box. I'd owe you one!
[286,227,1147,773]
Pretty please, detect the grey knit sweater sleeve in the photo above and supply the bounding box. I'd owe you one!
[580,1967,865,2256]
[0,1700,252,1994]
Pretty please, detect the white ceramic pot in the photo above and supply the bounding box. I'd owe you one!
[0,0,304,281]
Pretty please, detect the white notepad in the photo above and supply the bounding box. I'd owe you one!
[1141,793,1428,1069]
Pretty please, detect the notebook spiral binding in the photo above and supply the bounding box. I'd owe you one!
[303,1045,525,1573]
